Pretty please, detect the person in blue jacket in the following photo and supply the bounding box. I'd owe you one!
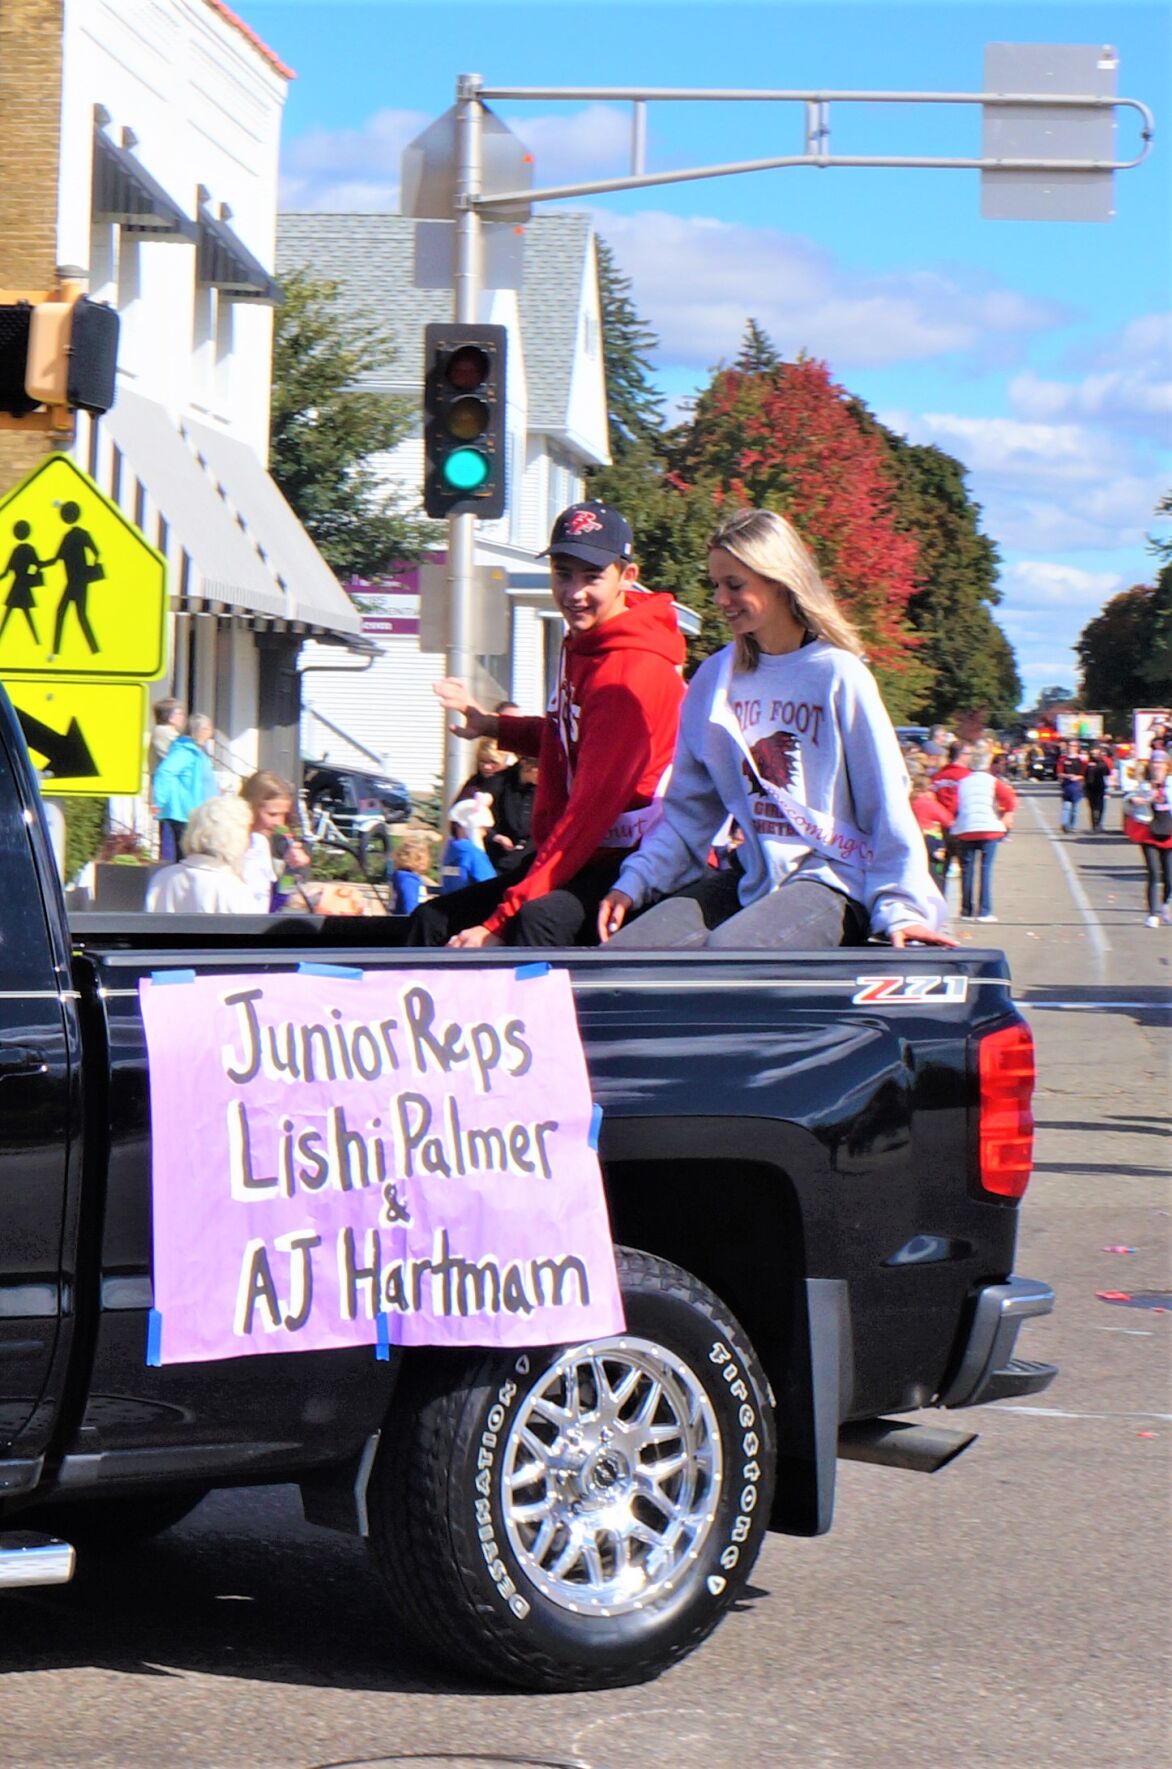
[152,713,218,863]
[440,793,497,893]
[388,831,435,915]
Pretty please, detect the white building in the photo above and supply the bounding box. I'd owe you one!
[57,0,362,792]
[276,212,613,795]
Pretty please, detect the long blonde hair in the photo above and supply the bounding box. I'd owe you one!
[709,508,865,672]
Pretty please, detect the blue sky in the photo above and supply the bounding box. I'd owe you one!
[249,0,1172,708]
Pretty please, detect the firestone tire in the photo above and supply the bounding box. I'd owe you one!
[367,1247,776,1693]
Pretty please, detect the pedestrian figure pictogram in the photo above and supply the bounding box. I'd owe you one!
[0,454,166,679]
[0,520,43,647]
[47,500,104,659]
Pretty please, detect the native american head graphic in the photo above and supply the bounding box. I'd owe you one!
[747,728,799,792]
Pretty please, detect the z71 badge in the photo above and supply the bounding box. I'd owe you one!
[851,975,970,1005]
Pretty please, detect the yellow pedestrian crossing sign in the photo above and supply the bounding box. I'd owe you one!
[0,454,167,679]
[7,677,147,796]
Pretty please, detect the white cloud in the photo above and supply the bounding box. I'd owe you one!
[879,409,1166,553]
[279,108,430,211]
[999,561,1124,611]
[1009,365,1172,438]
[513,105,632,184]
[592,210,1067,373]
[279,103,633,213]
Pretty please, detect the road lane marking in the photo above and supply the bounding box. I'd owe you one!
[1024,795,1110,982]
[993,1405,1171,1421]
[1019,999,1172,1013]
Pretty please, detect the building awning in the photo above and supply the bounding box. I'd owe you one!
[180,416,362,639]
[103,390,288,621]
[197,206,282,304]
[91,128,196,242]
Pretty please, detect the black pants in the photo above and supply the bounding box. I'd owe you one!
[405,853,626,947]
[1086,790,1106,830]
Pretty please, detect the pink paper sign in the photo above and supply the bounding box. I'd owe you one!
[140,966,624,1363]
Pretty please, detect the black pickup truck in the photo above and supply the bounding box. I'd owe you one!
[0,686,1055,1692]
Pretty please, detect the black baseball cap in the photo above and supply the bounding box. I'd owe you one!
[538,500,633,568]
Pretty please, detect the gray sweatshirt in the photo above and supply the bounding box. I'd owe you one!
[615,640,948,937]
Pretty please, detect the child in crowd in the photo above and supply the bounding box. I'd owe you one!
[440,793,497,894]
[388,831,435,915]
[238,772,312,912]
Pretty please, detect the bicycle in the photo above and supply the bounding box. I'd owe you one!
[295,789,394,884]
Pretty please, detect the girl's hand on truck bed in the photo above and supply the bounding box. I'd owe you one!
[598,890,633,942]
[889,922,961,948]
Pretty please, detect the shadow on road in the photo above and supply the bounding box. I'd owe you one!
[1035,1116,1169,1137]
[0,1487,488,1696]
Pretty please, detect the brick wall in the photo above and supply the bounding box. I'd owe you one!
[0,0,65,482]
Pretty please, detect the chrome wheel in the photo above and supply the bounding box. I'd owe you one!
[499,1336,723,1617]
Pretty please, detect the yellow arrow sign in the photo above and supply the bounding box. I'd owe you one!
[6,677,147,796]
[0,454,167,679]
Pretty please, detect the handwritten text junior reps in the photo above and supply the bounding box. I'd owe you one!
[219,981,563,1199]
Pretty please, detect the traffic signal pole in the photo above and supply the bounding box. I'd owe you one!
[445,73,485,810]
[431,54,1154,806]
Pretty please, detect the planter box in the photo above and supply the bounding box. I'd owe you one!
[93,863,163,911]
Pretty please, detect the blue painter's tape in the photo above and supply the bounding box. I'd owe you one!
[298,961,365,980]
[514,961,551,980]
[146,1309,163,1366]
[150,968,197,986]
[588,1102,604,1150]
[375,1313,391,1361]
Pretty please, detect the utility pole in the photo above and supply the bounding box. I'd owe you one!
[421,47,1153,805]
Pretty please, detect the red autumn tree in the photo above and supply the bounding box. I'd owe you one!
[668,357,932,714]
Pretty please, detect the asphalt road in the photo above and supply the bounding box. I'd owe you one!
[4,783,1169,1769]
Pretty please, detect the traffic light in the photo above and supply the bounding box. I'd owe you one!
[0,304,36,417]
[422,322,507,519]
[0,293,120,420]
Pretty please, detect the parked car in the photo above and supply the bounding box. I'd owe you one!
[894,725,931,748]
[301,758,412,832]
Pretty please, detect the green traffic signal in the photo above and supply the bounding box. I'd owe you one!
[423,322,507,518]
[442,447,490,492]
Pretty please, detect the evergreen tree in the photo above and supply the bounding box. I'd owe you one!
[851,410,1021,725]
[1076,586,1156,724]
[735,318,781,373]
[270,268,438,579]
[593,238,666,459]
[1140,491,1172,697]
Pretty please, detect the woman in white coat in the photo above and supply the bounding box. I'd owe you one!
[145,796,256,914]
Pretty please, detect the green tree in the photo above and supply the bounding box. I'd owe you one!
[1076,586,1157,724]
[594,238,665,459]
[270,268,438,578]
[1140,490,1172,698]
[735,319,781,373]
[1139,561,1172,699]
[853,416,1021,725]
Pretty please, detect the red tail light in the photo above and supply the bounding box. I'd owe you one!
[978,1021,1036,1199]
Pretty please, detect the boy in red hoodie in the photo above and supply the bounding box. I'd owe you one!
[407,500,685,947]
